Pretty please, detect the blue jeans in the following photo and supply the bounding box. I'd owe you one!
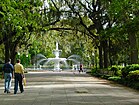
[14,73,24,94]
[4,73,12,92]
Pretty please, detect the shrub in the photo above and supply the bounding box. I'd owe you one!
[133,82,139,89]
[108,76,121,82]
[121,64,139,78]
[0,64,4,72]
[91,68,97,74]
[111,66,118,74]
[109,65,123,76]
[127,70,139,81]
[0,64,4,79]
[101,75,111,79]
[131,64,139,70]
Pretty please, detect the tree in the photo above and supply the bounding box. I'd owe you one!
[0,0,43,64]
[107,0,139,64]
[58,0,113,68]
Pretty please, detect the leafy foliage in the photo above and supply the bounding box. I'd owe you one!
[121,64,139,78]
[127,70,139,81]
[0,0,139,67]
[108,76,121,82]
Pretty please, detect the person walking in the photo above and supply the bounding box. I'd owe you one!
[14,59,25,94]
[79,63,83,73]
[2,58,14,93]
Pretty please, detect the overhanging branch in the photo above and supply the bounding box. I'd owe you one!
[49,27,94,39]
[64,0,98,39]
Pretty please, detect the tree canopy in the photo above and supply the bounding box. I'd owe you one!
[0,0,139,68]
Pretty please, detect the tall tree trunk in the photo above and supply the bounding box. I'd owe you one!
[10,43,18,65]
[4,41,10,63]
[103,40,109,68]
[108,39,112,66]
[99,42,103,69]
[4,39,18,65]
[129,33,138,64]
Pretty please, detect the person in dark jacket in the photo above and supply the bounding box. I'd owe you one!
[2,58,14,93]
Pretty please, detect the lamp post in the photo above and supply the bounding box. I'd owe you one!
[34,46,37,70]
[92,52,95,67]
[26,54,28,68]
[94,47,97,72]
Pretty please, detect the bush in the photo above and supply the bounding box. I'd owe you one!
[121,64,139,78]
[127,70,139,81]
[110,66,118,75]
[101,75,111,79]
[109,65,123,76]
[108,76,121,82]
[91,68,97,74]
[133,82,139,89]
[0,64,4,72]
[131,64,139,70]
[0,64,4,79]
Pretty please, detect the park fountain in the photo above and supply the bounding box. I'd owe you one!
[36,42,81,71]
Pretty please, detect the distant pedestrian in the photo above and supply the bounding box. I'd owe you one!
[14,59,25,94]
[79,64,83,73]
[2,58,14,93]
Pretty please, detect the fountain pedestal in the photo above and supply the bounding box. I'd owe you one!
[52,42,65,71]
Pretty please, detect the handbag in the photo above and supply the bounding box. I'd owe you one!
[23,77,26,86]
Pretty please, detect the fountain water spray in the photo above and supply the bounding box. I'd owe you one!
[36,42,81,71]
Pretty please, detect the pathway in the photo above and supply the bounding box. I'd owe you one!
[0,71,139,105]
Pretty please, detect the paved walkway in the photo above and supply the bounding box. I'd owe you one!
[0,71,139,105]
